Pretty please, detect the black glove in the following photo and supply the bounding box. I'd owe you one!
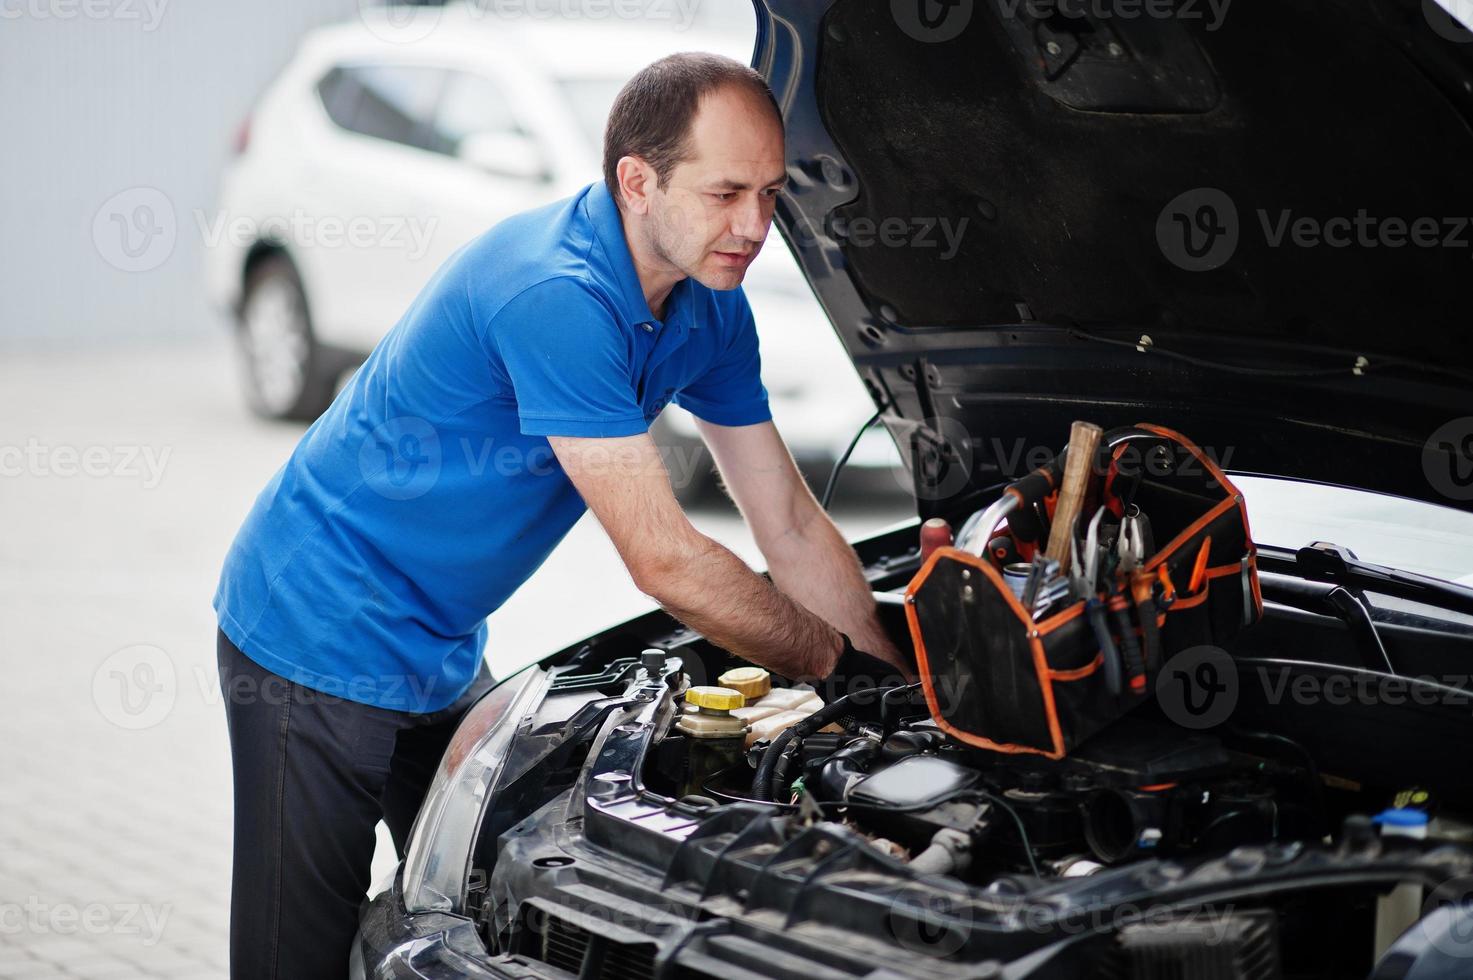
[817,633,912,704]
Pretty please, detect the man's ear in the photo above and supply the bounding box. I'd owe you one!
[616,156,656,215]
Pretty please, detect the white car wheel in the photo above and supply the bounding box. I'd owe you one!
[237,254,336,421]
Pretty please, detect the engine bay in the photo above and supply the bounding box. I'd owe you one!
[649,669,1363,883]
[469,520,1473,980]
[598,636,1473,979]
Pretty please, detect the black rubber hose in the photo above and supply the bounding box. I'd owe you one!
[816,737,882,801]
[751,689,876,801]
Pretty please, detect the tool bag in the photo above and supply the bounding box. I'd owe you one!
[904,424,1263,759]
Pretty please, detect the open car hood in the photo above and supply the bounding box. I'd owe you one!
[752,0,1473,514]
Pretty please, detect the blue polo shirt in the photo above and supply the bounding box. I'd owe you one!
[214,181,771,711]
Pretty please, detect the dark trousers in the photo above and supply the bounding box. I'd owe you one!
[216,629,493,979]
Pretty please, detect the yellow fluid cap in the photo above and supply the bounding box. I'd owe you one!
[685,686,746,711]
[718,666,772,701]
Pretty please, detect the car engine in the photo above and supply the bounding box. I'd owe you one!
[650,678,1321,884]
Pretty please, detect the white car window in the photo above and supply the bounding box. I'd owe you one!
[317,64,445,151]
[431,72,521,155]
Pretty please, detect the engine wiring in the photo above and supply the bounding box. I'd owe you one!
[820,401,889,511]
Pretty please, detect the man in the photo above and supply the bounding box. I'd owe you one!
[214,52,906,978]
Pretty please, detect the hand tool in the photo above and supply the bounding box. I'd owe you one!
[1119,504,1154,570]
[1020,557,1055,610]
[1110,580,1147,693]
[1071,508,1123,696]
[1045,421,1103,575]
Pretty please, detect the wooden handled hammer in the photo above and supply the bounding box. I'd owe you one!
[1045,420,1103,576]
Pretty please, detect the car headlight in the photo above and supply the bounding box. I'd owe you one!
[400,665,550,914]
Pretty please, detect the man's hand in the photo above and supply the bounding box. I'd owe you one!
[693,418,910,675]
[547,432,845,679]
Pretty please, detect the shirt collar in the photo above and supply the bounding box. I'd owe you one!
[584,180,700,330]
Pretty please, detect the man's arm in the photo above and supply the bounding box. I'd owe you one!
[693,418,908,673]
[547,433,845,680]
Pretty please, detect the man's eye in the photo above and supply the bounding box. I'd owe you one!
[711,192,736,202]
[761,187,782,198]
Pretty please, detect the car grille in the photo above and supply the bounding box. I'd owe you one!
[523,906,658,980]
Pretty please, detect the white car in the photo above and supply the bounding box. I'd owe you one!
[206,5,898,496]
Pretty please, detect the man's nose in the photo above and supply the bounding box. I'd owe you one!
[729,194,768,244]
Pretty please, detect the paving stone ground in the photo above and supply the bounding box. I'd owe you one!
[0,338,909,978]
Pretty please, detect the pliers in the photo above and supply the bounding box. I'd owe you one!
[1113,512,1149,693]
[1071,509,1123,697]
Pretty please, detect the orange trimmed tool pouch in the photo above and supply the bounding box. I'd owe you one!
[904,425,1263,759]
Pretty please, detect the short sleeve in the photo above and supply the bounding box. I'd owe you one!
[675,290,772,427]
[489,278,649,437]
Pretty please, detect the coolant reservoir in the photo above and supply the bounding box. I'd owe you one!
[718,666,772,702]
[675,687,749,799]
[746,709,812,748]
[755,686,821,711]
[676,687,748,738]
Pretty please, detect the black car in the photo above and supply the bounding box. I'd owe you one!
[353,1,1473,976]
